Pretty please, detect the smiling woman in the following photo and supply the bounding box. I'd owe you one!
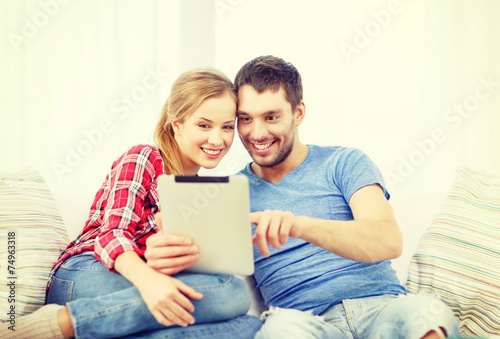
[154,69,237,175]
[171,92,236,175]
[0,68,262,339]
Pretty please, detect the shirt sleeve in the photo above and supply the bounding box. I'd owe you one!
[330,147,390,204]
[94,145,162,270]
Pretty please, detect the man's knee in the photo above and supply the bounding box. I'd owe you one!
[255,307,329,339]
[380,294,460,338]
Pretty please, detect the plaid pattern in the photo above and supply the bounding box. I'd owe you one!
[48,145,165,289]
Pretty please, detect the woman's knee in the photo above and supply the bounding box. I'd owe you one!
[225,276,252,315]
[205,275,252,318]
[176,274,252,321]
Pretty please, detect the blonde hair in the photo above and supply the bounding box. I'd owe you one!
[154,68,236,174]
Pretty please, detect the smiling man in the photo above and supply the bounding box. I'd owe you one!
[237,84,306,182]
[234,55,459,339]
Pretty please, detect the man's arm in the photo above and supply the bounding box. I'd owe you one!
[251,184,403,263]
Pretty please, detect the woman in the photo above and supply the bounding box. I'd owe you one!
[3,69,261,339]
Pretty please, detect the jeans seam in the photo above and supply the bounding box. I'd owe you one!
[343,300,359,339]
[73,298,144,322]
[48,277,74,303]
[60,253,106,271]
[62,266,109,271]
[193,275,235,292]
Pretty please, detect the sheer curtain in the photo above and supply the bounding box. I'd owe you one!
[2,0,499,199]
[213,0,500,197]
[1,0,179,194]
[423,0,500,183]
[394,0,500,197]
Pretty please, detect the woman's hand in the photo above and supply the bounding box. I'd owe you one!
[145,233,200,275]
[145,212,200,275]
[136,268,203,327]
[115,251,203,327]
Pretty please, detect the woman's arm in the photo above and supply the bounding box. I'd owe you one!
[92,146,203,326]
[93,145,164,271]
[251,184,403,263]
[114,251,202,327]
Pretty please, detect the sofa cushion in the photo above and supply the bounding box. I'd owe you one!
[389,194,443,284]
[405,167,500,337]
[0,168,69,322]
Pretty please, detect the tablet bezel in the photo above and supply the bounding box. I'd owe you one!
[157,174,254,276]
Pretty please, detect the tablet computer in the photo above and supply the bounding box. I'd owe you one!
[157,174,254,276]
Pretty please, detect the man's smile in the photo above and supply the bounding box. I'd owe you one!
[251,141,275,154]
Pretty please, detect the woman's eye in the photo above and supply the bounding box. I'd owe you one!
[199,124,209,128]
[223,125,235,130]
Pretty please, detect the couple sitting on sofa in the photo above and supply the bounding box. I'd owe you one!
[2,56,459,339]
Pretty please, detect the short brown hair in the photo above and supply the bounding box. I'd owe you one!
[234,55,303,111]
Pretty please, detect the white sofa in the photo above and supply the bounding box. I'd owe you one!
[2,167,499,338]
[50,189,443,317]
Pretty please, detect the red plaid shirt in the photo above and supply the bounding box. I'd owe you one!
[48,144,165,289]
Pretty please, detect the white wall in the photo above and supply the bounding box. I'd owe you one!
[1,1,179,194]
[2,0,499,204]
[210,0,500,201]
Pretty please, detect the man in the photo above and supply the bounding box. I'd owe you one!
[231,55,459,338]
[146,56,459,338]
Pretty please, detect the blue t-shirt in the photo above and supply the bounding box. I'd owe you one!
[238,145,406,315]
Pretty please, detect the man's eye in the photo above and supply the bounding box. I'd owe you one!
[239,117,250,122]
[267,116,278,121]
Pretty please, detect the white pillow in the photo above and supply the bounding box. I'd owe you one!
[406,167,500,338]
[0,168,69,322]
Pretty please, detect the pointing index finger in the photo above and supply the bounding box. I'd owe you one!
[250,211,261,224]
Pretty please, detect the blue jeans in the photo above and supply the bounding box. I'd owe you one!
[47,253,262,338]
[255,294,460,339]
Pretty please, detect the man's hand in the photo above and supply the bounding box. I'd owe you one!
[250,210,307,257]
[250,186,402,263]
[145,212,200,275]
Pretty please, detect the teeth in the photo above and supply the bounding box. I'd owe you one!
[254,143,272,150]
[203,148,221,155]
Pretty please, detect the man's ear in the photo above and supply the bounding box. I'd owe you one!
[294,101,306,127]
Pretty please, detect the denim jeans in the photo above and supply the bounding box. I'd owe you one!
[255,294,460,339]
[47,252,262,338]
